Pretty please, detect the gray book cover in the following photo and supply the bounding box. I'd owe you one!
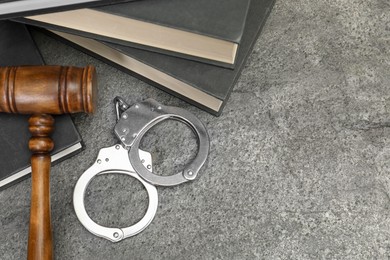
[18,0,251,67]
[97,0,251,43]
[0,0,135,19]
[44,0,275,115]
[0,21,83,190]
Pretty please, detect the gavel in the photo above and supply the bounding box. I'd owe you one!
[0,65,97,260]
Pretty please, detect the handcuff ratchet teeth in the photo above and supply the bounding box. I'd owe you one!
[114,97,210,187]
[74,97,209,242]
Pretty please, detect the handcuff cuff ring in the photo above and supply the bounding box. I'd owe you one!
[114,98,210,186]
[73,145,158,242]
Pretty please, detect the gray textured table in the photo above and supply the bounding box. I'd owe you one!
[1,0,390,259]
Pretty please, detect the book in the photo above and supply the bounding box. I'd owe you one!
[41,0,275,116]
[18,0,251,68]
[0,20,83,190]
[0,0,135,20]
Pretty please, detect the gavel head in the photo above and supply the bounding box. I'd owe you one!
[0,65,97,115]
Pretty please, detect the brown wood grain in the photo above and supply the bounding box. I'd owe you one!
[0,65,97,114]
[28,114,54,259]
[0,65,97,260]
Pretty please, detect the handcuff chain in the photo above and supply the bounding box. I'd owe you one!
[114,96,130,121]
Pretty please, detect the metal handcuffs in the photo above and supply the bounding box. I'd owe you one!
[73,97,210,242]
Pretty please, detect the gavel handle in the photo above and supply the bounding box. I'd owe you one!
[27,114,55,260]
[0,65,97,259]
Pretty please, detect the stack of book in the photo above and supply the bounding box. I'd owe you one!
[0,0,275,188]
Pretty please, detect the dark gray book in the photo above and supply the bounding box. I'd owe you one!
[0,21,83,190]
[0,0,135,20]
[43,0,275,115]
[17,0,251,68]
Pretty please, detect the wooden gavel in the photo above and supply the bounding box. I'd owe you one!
[0,65,97,260]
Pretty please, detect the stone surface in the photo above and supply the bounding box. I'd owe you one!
[1,0,390,259]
